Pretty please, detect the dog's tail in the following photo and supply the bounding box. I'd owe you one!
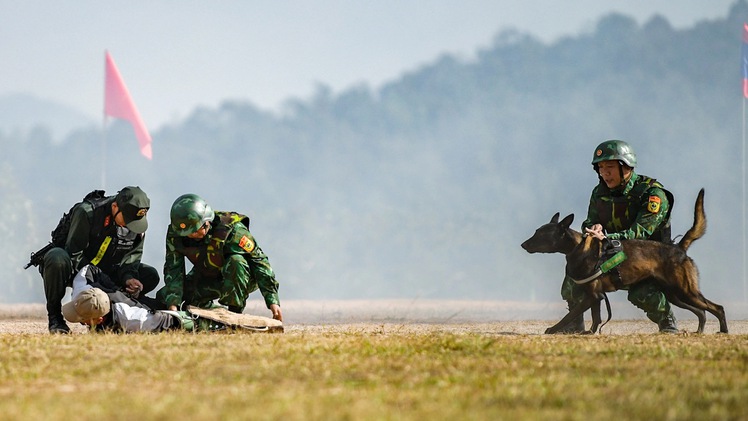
[678,188,706,251]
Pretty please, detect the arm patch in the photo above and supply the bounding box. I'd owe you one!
[239,235,255,253]
[647,195,661,213]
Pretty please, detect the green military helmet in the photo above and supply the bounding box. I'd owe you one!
[170,194,215,236]
[591,140,637,168]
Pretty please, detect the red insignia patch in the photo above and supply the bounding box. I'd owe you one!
[239,235,255,253]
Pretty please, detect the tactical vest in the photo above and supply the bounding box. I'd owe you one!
[80,198,143,270]
[176,212,251,277]
[593,175,674,243]
[51,190,108,247]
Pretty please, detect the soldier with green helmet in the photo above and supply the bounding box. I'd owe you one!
[560,140,678,333]
[156,194,283,322]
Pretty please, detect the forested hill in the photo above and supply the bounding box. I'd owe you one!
[3,1,748,304]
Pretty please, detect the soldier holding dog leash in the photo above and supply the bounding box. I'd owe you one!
[559,140,679,334]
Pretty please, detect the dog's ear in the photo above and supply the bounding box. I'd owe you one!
[550,212,560,223]
[559,214,574,229]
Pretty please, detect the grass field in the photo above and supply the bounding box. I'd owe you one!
[1,319,747,420]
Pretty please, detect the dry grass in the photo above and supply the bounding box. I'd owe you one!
[0,321,747,420]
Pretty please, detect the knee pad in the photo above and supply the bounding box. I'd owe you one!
[560,276,584,302]
[43,247,71,269]
[137,264,161,294]
[627,285,667,312]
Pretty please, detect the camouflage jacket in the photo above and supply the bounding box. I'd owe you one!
[161,211,280,308]
[581,172,671,241]
[65,197,145,287]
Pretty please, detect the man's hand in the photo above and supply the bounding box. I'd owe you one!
[269,304,283,322]
[585,225,607,241]
[124,278,144,297]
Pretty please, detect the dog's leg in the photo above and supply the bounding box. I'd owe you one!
[694,294,728,334]
[669,266,728,333]
[714,303,729,334]
[546,297,593,334]
[667,293,706,333]
[587,295,603,334]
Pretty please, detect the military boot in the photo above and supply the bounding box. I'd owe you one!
[227,305,244,314]
[195,317,227,332]
[163,310,227,332]
[48,314,70,334]
[557,301,585,334]
[658,312,679,334]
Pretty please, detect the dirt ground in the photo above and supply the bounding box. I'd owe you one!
[1,300,745,335]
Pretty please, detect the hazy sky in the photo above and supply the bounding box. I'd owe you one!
[0,1,737,128]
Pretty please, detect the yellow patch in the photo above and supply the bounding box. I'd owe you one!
[239,235,255,253]
[647,196,661,213]
[137,208,148,217]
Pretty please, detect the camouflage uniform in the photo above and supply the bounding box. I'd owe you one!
[157,212,280,312]
[561,171,675,326]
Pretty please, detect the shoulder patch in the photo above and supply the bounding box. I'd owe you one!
[239,235,255,253]
[647,195,661,213]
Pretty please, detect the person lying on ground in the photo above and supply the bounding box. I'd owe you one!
[63,265,223,333]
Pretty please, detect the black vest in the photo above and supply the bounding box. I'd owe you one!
[80,198,143,270]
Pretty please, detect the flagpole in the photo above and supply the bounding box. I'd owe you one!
[101,115,107,191]
[742,24,748,303]
[743,96,747,302]
[102,50,107,191]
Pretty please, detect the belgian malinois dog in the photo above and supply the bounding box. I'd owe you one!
[521,189,728,334]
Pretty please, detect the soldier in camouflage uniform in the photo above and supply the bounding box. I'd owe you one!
[156,194,283,322]
[560,140,678,333]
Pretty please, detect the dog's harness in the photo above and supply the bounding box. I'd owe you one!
[572,238,627,287]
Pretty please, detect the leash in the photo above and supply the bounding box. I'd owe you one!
[599,292,612,333]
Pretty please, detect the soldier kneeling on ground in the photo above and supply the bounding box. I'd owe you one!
[156,194,283,322]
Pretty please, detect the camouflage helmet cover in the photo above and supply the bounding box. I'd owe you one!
[170,194,215,236]
[592,140,637,168]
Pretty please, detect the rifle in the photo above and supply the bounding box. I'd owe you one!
[24,242,55,270]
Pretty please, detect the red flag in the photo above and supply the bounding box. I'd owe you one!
[104,51,152,160]
[742,24,748,98]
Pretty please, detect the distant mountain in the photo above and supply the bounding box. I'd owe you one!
[0,93,96,142]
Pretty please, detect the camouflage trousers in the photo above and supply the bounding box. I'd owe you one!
[183,255,258,312]
[561,275,673,324]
